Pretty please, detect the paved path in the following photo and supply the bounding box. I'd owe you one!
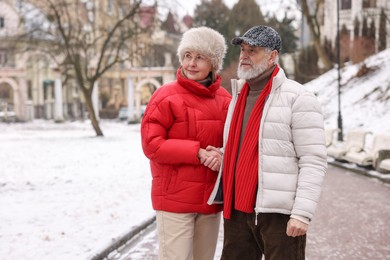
[116,165,390,259]
[306,165,390,259]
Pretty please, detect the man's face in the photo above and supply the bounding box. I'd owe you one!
[237,43,273,80]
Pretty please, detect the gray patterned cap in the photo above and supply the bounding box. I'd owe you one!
[231,25,281,52]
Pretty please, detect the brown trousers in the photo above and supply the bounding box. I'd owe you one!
[221,209,306,260]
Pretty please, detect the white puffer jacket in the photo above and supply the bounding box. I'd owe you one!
[208,68,327,222]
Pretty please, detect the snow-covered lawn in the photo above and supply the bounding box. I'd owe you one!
[0,120,154,260]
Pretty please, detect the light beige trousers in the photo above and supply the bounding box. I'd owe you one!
[156,211,221,260]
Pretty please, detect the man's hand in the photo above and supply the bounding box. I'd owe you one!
[286,218,308,237]
[198,146,222,171]
[205,145,222,154]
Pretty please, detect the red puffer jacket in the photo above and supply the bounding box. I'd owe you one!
[141,68,231,214]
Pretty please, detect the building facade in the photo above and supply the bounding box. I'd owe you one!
[322,0,390,52]
[0,0,187,123]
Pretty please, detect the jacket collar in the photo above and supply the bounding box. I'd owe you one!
[176,67,221,98]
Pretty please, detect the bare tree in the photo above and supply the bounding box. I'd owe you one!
[15,0,144,136]
[300,0,333,71]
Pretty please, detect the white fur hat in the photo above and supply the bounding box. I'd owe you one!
[177,27,227,73]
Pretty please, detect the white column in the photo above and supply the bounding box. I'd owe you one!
[26,100,34,121]
[127,77,135,122]
[45,86,53,119]
[135,89,141,120]
[18,77,28,121]
[54,77,64,122]
[92,81,100,121]
[164,52,172,67]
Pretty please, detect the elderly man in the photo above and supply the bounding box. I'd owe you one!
[207,25,327,259]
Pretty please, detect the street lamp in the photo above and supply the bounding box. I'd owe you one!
[336,0,344,141]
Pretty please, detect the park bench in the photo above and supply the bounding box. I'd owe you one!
[343,134,390,168]
[325,128,340,147]
[376,149,390,173]
[327,129,371,160]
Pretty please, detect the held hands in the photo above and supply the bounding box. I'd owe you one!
[286,218,308,237]
[197,146,222,172]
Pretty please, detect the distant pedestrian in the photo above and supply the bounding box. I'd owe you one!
[141,26,231,260]
[208,25,328,259]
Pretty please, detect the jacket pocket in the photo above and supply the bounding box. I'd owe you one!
[163,166,178,194]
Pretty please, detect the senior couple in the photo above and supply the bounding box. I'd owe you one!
[141,25,327,260]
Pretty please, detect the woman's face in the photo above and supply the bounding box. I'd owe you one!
[181,51,213,81]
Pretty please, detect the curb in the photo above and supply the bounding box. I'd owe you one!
[328,160,390,184]
[91,215,156,260]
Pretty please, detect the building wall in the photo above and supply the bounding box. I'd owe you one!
[322,0,390,50]
[0,2,19,37]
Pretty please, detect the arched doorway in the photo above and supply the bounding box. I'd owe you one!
[135,78,160,119]
[140,82,157,114]
[0,78,19,121]
[0,82,14,114]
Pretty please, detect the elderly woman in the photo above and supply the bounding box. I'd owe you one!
[141,27,231,260]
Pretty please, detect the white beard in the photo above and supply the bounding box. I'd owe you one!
[237,59,269,80]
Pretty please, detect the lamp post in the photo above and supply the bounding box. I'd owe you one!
[336,0,343,141]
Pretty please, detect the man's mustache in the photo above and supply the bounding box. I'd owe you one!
[239,59,253,66]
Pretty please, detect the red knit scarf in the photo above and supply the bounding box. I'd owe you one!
[222,65,279,219]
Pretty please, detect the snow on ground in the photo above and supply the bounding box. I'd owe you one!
[306,48,390,135]
[0,120,154,259]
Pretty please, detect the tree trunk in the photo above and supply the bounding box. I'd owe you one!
[83,87,104,136]
[301,0,333,71]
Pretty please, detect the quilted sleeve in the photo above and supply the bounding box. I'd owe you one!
[140,88,201,165]
[291,91,328,220]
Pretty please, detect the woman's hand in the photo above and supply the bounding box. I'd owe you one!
[198,146,222,171]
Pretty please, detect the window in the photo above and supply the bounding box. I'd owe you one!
[27,80,33,100]
[107,0,112,14]
[72,80,79,98]
[0,17,4,28]
[0,50,7,66]
[363,0,376,8]
[341,0,352,10]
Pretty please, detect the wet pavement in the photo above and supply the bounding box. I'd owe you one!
[114,165,390,259]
